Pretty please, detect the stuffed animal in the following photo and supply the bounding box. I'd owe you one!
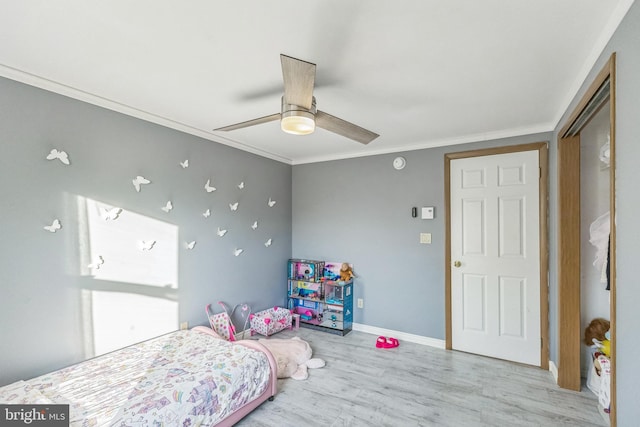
[257,337,325,380]
[584,317,611,357]
[340,263,354,282]
[584,318,610,345]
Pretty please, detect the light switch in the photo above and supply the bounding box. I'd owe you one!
[421,207,435,219]
[420,233,432,244]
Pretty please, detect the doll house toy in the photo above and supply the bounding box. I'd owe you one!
[250,306,293,337]
[288,259,325,282]
[287,259,353,336]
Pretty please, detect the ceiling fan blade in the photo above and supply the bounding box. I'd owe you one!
[214,113,280,132]
[238,76,341,102]
[281,54,316,109]
[315,111,379,145]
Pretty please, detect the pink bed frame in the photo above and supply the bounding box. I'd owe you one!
[192,326,278,426]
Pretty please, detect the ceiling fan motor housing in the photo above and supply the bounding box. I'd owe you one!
[281,96,316,135]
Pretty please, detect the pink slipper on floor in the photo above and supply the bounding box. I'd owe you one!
[376,336,393,348]
[376,336,399,349]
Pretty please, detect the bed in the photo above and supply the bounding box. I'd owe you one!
[0,326,277,426]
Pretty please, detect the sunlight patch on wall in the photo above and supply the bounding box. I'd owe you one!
[76,196,179,357]
[89,291,178,355]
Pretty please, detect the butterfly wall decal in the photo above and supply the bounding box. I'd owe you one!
[204,179,216,193]
[88,255,104,269]
[251,221,258,230]
[264,238,272,247]
[229,202,239,211]
[238,181,245,189]
[44,219,61,233]
[216,227,227,237]
[161,201,173,213]
[234,248,244,257]
[139,240,156,251]
[268,197,276,207]
[180,159,189,168]
[186,241,196,250]
[101,207,122,221]
[202,209,211,218]
[46,149,70,165]
[132,176,151,192]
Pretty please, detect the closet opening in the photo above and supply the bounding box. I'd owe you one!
[557,53,616,425]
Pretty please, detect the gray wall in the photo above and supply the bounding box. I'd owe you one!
[551,2,640,423]
[292,133,551,338]
[0,77,292,386]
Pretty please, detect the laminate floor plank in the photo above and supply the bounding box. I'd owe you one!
[238,328,607,427]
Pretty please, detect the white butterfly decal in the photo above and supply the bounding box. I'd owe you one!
[161,201,173,213]
[234,248,244,257]
[216,227,227,237]
[101,207,122,221]
[204,179,216,193]
[229,202,239,211]
[139,240,156,251]
[238,181,245,189]
[264,238,272,247]
[44,219,62,233]
[46,149,70,165]
[186,241,196,250]
[88,255,104,270]
[268,197,276,207]
[180,159,189,168]
[132,176,151,192]
[251,221,258,230]
[202,209,211,218]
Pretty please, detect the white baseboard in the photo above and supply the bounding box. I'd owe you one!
[549,360,558,383]
[352,323,446,349]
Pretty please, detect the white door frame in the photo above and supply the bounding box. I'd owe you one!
[444,142,549,370]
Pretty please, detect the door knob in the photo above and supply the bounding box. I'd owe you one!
[453,260,462,268]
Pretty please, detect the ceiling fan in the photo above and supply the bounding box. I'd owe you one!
[214,54,379,145]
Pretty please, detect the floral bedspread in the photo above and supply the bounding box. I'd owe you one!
[0,330,271,426]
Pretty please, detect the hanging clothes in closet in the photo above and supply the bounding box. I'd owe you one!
[589,211,610,290]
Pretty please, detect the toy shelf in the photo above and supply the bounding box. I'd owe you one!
[286,259,353,336]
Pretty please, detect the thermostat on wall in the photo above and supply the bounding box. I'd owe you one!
[421,207,435,219]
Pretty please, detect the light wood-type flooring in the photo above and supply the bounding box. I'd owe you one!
[238,327,608,427]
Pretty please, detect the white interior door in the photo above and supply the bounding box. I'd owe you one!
[450,150,541,366]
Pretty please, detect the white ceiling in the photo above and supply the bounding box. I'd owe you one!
[0,1,634,164]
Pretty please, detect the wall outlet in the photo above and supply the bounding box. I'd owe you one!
[180,321,189,330]
[357,298,364,308]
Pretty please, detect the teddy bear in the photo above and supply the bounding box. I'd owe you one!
[584,317,611,357]
[339,263,354,282]
[257,337,325,380]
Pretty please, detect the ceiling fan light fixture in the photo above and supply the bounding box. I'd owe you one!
[280,96,316,135]
[281,111,315,135]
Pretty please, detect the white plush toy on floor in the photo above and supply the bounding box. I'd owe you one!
[258,337,325,380]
